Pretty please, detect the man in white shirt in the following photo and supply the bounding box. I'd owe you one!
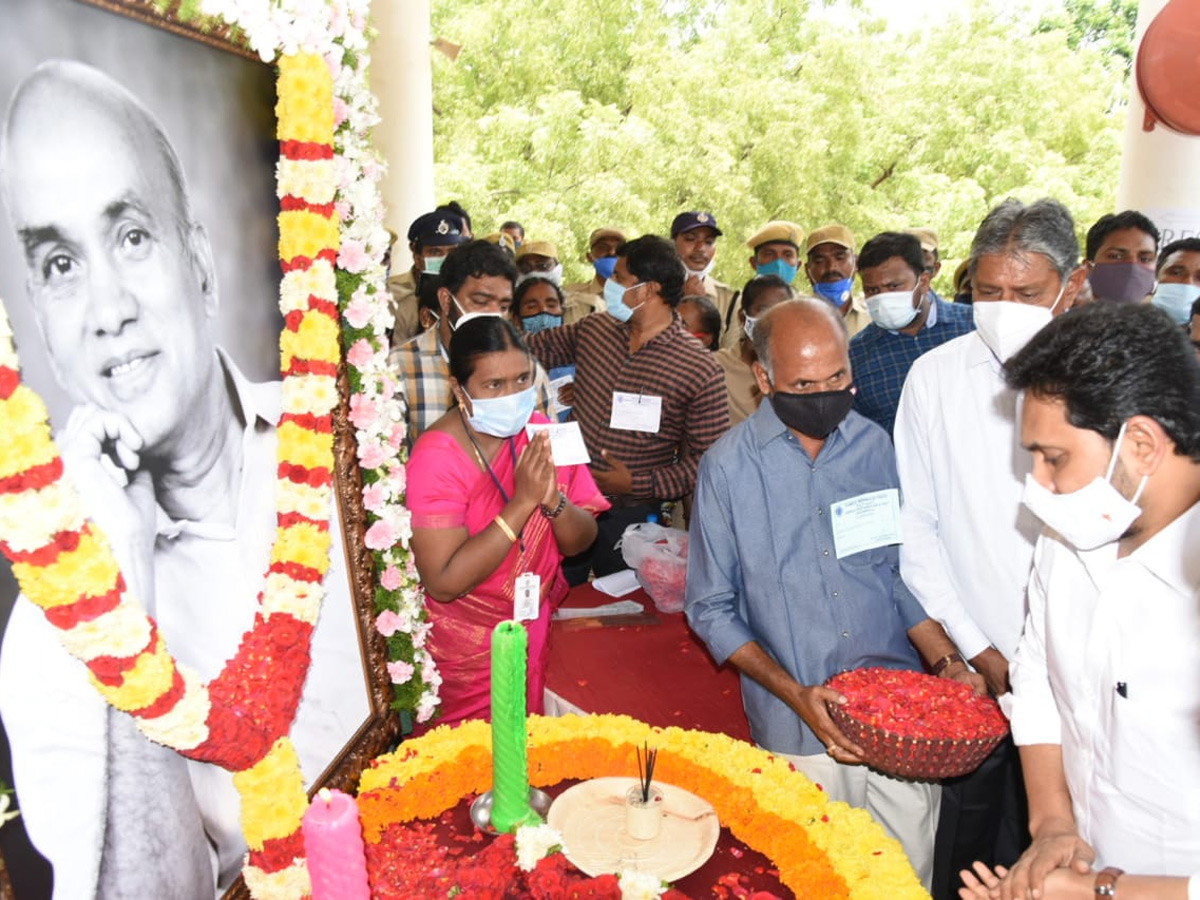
[0,59,367,897]
[893,198,1087,898]
[963,301,1200,900]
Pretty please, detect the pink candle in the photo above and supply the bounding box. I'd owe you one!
[302,787,371,899]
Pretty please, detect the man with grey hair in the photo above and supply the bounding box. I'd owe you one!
[893,198,1087,898]
[686,298,982,889]
[0,60,366,897]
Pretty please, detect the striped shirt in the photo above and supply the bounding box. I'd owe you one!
[527,312,729,502]
[389,326,554,448]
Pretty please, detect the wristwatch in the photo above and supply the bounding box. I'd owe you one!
[1094,866,1124,898]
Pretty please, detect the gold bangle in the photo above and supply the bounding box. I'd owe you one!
[493,514,518,544]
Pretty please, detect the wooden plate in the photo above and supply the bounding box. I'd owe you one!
[547,777,719,882]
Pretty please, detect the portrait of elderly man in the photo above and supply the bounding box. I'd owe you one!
[0,59,368,897]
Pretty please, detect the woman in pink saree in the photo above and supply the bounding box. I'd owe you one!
[407,316,608,726]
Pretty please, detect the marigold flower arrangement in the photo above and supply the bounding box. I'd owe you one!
[357,714,930,900]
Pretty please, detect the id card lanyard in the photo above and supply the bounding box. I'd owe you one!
[464,427,541,621]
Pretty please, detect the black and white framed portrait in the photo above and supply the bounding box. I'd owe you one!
[0,1,394,897]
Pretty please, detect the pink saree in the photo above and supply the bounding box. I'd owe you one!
[406,413,609,727]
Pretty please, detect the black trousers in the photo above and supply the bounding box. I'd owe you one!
[562,502,660,586]
[931,736,1030,900]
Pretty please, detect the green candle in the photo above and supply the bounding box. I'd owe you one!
[489,620,539,832]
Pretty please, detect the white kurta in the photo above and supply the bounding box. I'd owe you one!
[894,331,1041,661]
[1009,501,1200,890]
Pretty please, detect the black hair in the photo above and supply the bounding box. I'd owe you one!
[1192,297,1200,320]
[1085,210,1160,261]
[1157,237,1200,274]
[1004,303,1200,460]
[740,275,793,313]
[440,240,518,296]
[678,295,721,350]
[501,220,524,237]
[448,315,529,386]
[417,272,442,320]
[512,276,565,318]
[858,232,925,280]
[618,235,686,306]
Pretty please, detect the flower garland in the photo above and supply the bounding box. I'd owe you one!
[357,715,930,900]
[201,0,441,727]
[0,50,342,900]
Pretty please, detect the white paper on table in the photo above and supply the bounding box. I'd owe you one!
[549,372,575,416]
[830,488,902,559]
[591,568,642,597]
[552,599,645,620]
[525,421,591,466]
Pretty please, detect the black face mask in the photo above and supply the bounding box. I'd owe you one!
[770,388,855,439]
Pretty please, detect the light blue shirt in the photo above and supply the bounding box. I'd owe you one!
[685,399,925,756]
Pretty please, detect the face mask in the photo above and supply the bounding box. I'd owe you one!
[1020,422,1148,550]
[423,254,446,276]
[812,277,853,308]
[743,314,758,341]
[1150,281,1200,325]
[866,287,921,331]
[684,259,716,280]
[593,256,618,280]
[973,281,1067,362]
[1087,262,1156,306]
[450,294,504,330]
[756,259,798,285]
[769,387,855,439]
[521,312,563,334]
[603,278,644,323]
[462,385,537,438]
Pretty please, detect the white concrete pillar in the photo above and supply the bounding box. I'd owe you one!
[370,0,436,271]
[1116,0,1200,243]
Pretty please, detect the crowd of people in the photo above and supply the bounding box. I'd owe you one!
[393,197,1200,900]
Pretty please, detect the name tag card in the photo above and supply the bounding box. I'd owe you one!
[830,488,902,559]
[549,372,574,416]
[514,572,541,621]
[609,391,662,433]
[524,421,590,466]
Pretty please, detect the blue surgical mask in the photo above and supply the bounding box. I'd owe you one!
[521,312,563,334]
[423,254,446,276]
[604,278,644,323]
[463,385,537,437]
[812,277,853,307]
[1150,282,1200,325]
[756,259,798,284]
[593,256,618,280]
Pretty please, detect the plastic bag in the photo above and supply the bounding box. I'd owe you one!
[619,522,689,613]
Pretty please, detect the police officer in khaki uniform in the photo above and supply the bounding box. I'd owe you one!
[387,210,470,343]
[805,223,870,337]
[721,220,806,349]
[562,226,625,324]
[671,211,736,341]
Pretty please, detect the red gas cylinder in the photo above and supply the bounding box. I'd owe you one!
[1137,0,1200,134]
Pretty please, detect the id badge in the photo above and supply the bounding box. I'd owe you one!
[609,391,663,433]
[514,572,541,621]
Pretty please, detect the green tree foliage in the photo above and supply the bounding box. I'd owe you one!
[428,0,1126,293]
[1036,0,1139,77]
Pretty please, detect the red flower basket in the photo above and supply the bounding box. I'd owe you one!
[824,668,1009,780]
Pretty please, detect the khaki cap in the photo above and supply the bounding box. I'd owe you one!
[746,220,804,250]
[805,224,856,254]
[516,240,559,261]
[587,227,627,248]
[905,227,940,253]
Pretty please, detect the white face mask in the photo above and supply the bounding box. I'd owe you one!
[866,287,921,331]
[684,259,715,281]
[743,314,757,340]
[1020,421,1148,551]
[973,280,1067,362]
[451,294,504,330]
